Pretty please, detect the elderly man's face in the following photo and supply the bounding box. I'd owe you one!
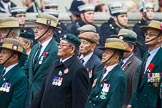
[57,40,74,60]
[0,49,13,67]
[145,28,162,48]
[0,28,10,42]
[79,39,95,56]
[102,48,119,66]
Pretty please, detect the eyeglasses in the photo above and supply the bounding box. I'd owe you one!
[34,26,44,31]
[145,33,160,37]
[58,43,73,48]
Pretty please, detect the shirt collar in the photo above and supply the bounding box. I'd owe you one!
[148,47,160,57]
[122,53,133,65]
[4,63,18,76]
[80,52,93,65]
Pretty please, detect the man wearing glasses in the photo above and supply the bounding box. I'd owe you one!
[23,13,59,107]
[128,20,162,108]
[30,34,90,108]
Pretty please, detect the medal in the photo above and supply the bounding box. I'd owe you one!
[57,77,63,86]
[102,83,110,93]
[58,71,63,76]
[92,78,97,88]
[64,68,69,74]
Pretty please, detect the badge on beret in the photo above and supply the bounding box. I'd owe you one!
[46,19,51,25]
[160,23,162,30]
[119,36,124,40]
[12,45,18,50]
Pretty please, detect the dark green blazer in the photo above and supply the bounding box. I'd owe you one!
[85,65,127,108]
[130,48,162,108]
[23,38,58,105]
[0,64,28,108]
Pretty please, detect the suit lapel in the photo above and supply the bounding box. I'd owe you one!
[33,39,55,71]
[138,48,162,90]
[122,55,134,72]
[91,65,119,97]
[0,65,18,86]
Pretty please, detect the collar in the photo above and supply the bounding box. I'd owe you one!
[122,53,133,65]
[39,37,52,57]
[1,0,10,13]
[60,56,72,63]
[101,63,118,80]
[148,47,160,56]
[80,52,93,65]
[3,63,18,76]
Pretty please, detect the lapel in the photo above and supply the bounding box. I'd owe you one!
[33,39,57,71]
[138,48,162,90]
[0,2,5,9]
[122,55,134,72]
[85,54,94,69]
[90,65,119,97]
[0,65,19,86]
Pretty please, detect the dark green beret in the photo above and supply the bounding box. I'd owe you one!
[20,31,34,41]
[118,34,136,45]
[61,34,80,47]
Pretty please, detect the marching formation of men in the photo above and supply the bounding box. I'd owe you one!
[0,0,162,108]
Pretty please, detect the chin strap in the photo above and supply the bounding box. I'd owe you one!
[103,51,116,65]
[36,26,51,41]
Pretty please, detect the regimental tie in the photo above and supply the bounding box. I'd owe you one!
[79,58,85,64]
[34,44,42,65]
[140,53,150,82]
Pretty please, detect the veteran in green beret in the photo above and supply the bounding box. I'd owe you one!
[117,29,141,108]
[0,38,28,108]
[128,20,162,108]
[30,34,90,108]
[23,13,59,107]
[85,38,128,108]
[0,17,20,43]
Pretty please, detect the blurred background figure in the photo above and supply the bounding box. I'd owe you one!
[41,0,58,11]
[157,0,162,12]
[25,0,40,12]
[95,3,108,12]
[124,0,139,13]
[133,2,154,59]
[0,0,16,13]
[100,2,128,46]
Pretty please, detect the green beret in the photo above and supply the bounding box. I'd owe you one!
[20,31,34,41]
[61,34,80,47]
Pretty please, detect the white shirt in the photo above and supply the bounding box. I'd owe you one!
[39,37,52,57]
[144,47,160,73]
[79,52,93,66]
[60,56,72,63]
[122,53,133,65]
[3,63,18,76]
[101,63,118,80]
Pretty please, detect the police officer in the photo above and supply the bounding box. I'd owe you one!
[128,20,162,108]
[133,2,154,59]
[30,34,90,108]
[100,2,128,46]
[78,32,103,86]
[23,13,59,107]
[85,38,128,108]
[117,29,142,108]
[0,38,28,108]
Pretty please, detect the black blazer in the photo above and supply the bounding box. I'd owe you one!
[30,55,90,108]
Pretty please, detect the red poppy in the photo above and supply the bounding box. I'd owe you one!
[43,52,48,57]
[148,63,154,71]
